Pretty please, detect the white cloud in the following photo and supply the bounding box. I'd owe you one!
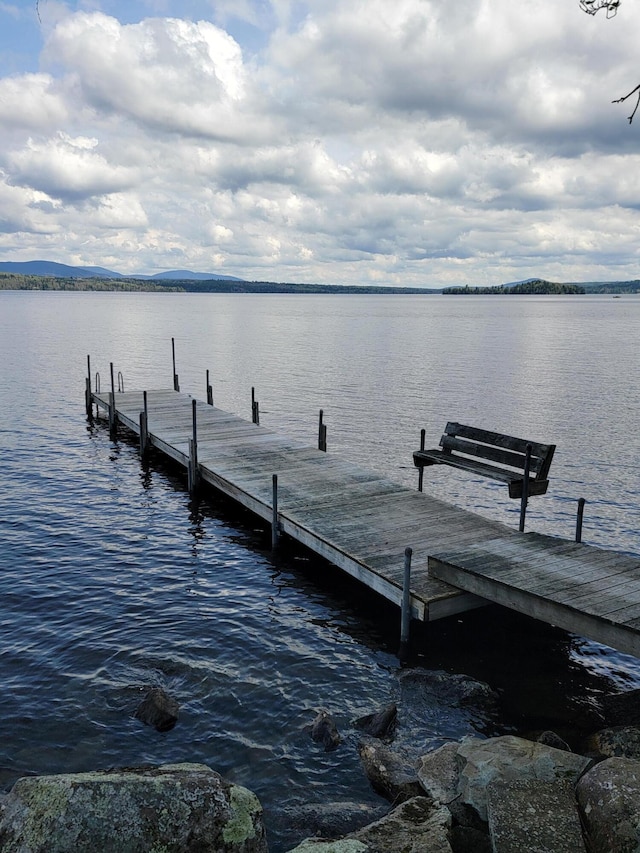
[0,1,639,283]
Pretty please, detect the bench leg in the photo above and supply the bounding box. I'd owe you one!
[519,444,532,532]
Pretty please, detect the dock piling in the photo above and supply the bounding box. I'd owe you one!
[139,390,149,458]
[318,410,327,452]
[172,337,180,392]
[399,547,413,661]
[576,498,586,543]
[188,399,199,494]
[85,355,92,417]
[272,474,280,548]
[108,362,117,439]
[418,429,425,492]
[252,387,260,424]
[206,370,214,406]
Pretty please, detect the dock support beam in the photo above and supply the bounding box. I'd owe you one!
[272,474,280,548]
[172,337,180,392]
[399,547,413,661]
[518,444,532,532]
[188,399,199,494]
[206,370,214,406]
[108,362,117,440]
[252,387,260,424]
[139,390,149,458]
[576,498,586,543]
[85,355,92,417]
[318,410,327,452]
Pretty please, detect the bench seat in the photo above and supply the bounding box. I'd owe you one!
[413,448,549,499]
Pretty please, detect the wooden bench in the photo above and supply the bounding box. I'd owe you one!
[413,423,555,529]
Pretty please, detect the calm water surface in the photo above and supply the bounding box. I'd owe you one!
[1,291,640,850]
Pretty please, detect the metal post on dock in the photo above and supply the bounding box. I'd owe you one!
[108,362,117,440]
[418,429,425,492]
[399,547,413,662]
[188,399,199,494]
[139,390,149,458]
[206,370,214,406]
[272,474,280,548]
[252,387,260,425]
[171,337,180,392]
[518,443,532,532]
[85,355,92,417]
[576,498,586,543]
[318,410,327,452]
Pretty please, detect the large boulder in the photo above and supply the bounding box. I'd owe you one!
[576,756,640,853]
[357,737,423,803]
[455,736,590,822]
[286,796,452,853]
[0,763,267,853]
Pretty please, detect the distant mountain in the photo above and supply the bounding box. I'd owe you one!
[0,260,243,281]
[148,269,243,281]
[0,260,120,278]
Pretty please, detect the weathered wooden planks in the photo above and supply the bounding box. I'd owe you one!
[91,388,640,657]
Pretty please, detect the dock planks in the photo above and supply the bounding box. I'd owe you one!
[91,388,640,657]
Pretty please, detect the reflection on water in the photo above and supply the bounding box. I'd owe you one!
[0,291,639,850]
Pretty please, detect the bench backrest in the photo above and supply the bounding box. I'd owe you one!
[440,422,555,480]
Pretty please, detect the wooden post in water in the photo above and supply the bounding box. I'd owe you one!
[318,410,327,452]
[418,429,426,492]
[188,399,199,494]
[252,387,260,424]
[576,498,586,543]
[85,355,92,417]
[139,390,149,458]
[399,547,413,661]
[272,474,279,548]
[171,337,180,392]
[108,362,117,439]
[518,444,532,532]
[206,370,214,406]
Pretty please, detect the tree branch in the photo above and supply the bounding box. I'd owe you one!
[579,0,621,17]
[613,84,640,124]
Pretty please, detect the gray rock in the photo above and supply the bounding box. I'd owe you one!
[0,762,267,853]
[134,686,179,732]
[583,725,640,760]
[357,737,423,803]
[277,801,389,841]
[286,797,452,853]
[536,730,572,753]
[309,710,341,752]
[487,779,586,852]
[416,742,460,806]
[576,756,640,853]
[456,735,590,822]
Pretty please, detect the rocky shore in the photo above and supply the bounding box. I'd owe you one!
[3,669,640,852]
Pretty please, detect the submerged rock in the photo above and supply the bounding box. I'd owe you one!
[354,703,397,740]
[0,763,267,853]
[286,796,452,853]
[308,710,341,752]
[134,686,179,732]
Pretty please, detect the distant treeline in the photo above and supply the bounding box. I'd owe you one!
[0,273,431,295]
[443,280,586,295]
[0,274,181,292]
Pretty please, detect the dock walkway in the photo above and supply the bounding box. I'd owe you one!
[91,387,640,658]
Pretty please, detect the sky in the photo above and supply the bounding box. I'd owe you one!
[1,0,639,287]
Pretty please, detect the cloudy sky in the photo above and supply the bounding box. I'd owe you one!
[0,0,639,286]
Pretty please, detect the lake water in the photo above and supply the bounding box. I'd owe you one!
[1,290,640,850]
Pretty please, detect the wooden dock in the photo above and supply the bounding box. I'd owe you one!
[89,385,640,658]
